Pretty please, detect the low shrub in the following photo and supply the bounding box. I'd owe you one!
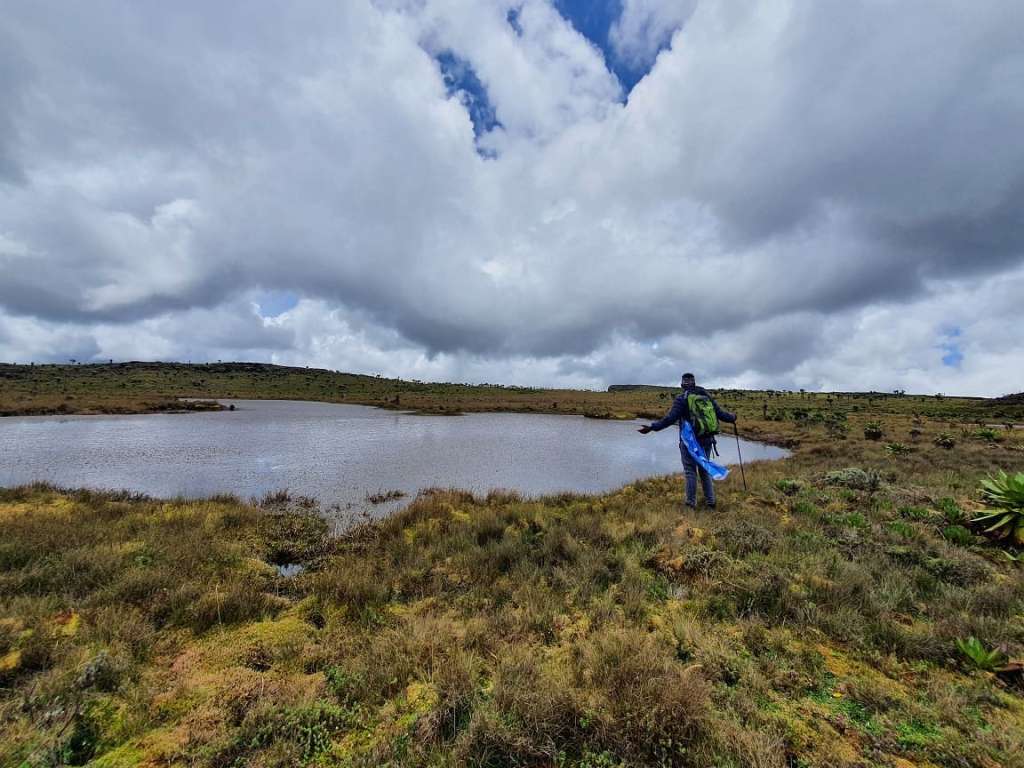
[885,442,913,456]
[973,428,1003,443]
[717,520,777,557]
[232,702,355,763]
[886,521,916,539]
[452,645,578,761]
[313,559,391,619]
[936,497,967,525]
[942,525,974,546]
[846,676,902,714]
[826,417,849,440]
[775,478,803,496]
[75,649,122,692]
[324,665,367,707]
[863,421,883,440]
[824,467,880,492]
[579,626,710,764]
[428,647,482,742]
[184,579,278,632]
[898,505,933,521]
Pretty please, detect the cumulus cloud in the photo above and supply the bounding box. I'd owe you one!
[0,0,1022,395]
[609,0,697,71]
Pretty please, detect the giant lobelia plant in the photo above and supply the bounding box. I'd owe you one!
[972,470,1024,546]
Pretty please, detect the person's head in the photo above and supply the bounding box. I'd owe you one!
[681,372,696,389]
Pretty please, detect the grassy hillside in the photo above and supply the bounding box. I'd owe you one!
[2,362,1022,427]
[1,399,1023,767]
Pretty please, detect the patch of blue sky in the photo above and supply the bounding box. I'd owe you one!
[940,326,964,368]
[442,2,670,148]
[942,344,964,368]
[435,51,502,156]
[552,0,668,94]
[255,290,299,318]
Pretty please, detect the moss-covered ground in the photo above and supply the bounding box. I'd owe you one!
[1,375,1023,766]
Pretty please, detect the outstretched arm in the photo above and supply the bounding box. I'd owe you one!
[639,396,686,434]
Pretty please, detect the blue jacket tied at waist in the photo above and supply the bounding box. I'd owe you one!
[680,421,729,480]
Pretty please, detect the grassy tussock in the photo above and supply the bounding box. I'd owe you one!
[1,408,1024,766]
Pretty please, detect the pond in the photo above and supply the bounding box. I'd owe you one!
[1,399,787,520]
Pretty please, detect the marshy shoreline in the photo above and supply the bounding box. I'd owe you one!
[2,368,1024,766]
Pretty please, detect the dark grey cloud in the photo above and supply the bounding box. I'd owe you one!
[882,178,1024,277]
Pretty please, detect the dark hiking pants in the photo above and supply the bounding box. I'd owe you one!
[680,436,715,508]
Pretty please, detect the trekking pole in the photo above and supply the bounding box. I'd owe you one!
[733,423,748,491]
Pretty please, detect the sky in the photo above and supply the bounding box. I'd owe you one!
[1,0,1022,396]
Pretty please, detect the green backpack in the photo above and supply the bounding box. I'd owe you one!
[686,393,719,437]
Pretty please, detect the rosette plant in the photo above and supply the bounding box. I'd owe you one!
[972,471,1024,546]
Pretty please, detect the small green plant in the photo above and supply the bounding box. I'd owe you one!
[863,421,883,440]
[936,497,966,525]
[972,471,1024,545]
[886,520,916,539]
[973,427,1002,443]
[956,636,1008,671]
[324,666,368,707]
[792,499,818,517]
[243,703,352,761]
[898,505,931,521]
[844,511,865,529]
[885,442,913,456]
[942,525,974,546]
[775,478,803,496]
[934,433,956,449]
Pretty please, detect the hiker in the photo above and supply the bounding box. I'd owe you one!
[638,373,736,509]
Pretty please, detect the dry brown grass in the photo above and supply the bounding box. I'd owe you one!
[1,391,1023,767]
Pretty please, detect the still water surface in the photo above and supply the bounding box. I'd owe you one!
[1,400,787,517]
